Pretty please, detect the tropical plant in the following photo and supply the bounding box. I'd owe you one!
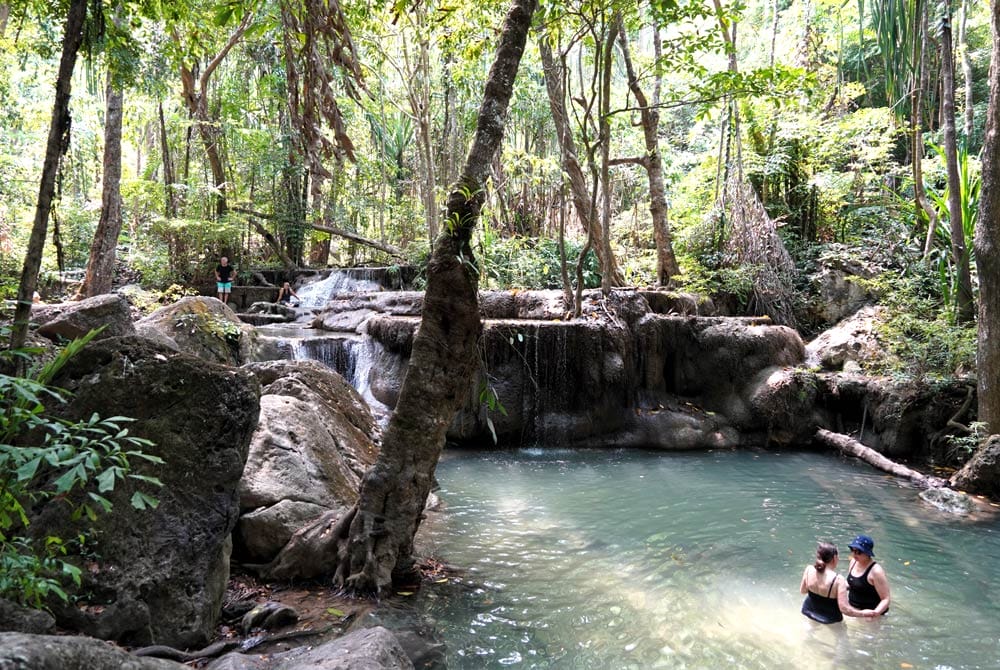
[926,142,981,319]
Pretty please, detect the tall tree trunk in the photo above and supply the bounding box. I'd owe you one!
[159,101,177,218]
[959,0,974,142]
[333,0,536,597]
[975,0,1000,432]
[78,77,124,298]
[8,0,86,354]
[175,13,252,219]
[598,18,618,295]
[617,18,680,286]
[916,3,940,256]
[538,39,622,287]
[0,3,9,37]
[941,2,975,322]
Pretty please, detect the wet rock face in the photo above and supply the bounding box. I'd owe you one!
[815,375,977,462]
[315,289,808,448]
[40,336,261,648]
[136,296,258,366]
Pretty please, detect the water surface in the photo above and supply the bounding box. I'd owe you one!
[415,449,1000,669]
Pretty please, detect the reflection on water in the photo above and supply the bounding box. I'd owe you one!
[415,449,1000,669]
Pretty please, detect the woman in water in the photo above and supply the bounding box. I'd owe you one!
[800,542,844,623]
[838,534,890,617]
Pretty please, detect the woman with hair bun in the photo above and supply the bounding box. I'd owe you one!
[799,542,845,623]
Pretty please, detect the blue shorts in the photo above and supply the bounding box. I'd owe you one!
[217,281,232,293]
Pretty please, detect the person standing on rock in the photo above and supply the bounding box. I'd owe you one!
[838,534,891,617]
[215,256,235,305]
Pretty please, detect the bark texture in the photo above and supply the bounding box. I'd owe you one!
[538,39,623,287]
[333,0,537,596]
[617,18,680,286]
[176,13,252,218]
[78,78,124,298]
[8,0,86,353]
[976,0,1000,433]
[940,5,975,322]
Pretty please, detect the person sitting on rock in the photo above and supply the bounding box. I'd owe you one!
[276,282,300,306]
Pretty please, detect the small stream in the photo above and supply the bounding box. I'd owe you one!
[412,448,1000,669]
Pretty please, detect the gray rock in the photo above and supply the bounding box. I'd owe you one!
[0,632,186,670]
[919,487,974,516]
[206,628,413,670]
[238,361,379,566]
[270,626,414,670]
[240,602,298,633]
[33,294,136,342]
[136,296,258,365]
[237,499,330,561]
[38,336,260,647]
[810,265,872,325]
[0,599,55,634]
[952,435,1000,498]
[806,305,887,371]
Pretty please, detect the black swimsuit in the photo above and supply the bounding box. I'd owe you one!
[802,576,843,624]
[847,560,885,612]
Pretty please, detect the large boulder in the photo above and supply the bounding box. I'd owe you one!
[32,294,136,342]
[805,305,888,372]
[205,626,413,670]
[807,246,875,326]
[951,435,1000,498]
[38,336,260,647]
[0,633,186,670]
[136,296,257,365]
[744,367,822,445]
[238,360,379,563]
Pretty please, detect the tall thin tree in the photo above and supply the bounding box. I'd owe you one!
[332,0,537,596]
[8,0,87,354]
[77,74,124,298]
[615,16,680,286]
[974,0,1000,433]
[940,0,975,322]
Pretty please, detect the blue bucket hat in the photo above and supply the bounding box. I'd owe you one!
[848,534,875,558]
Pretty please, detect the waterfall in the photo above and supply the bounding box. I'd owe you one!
[266,330,390,422]
[296,270,382,310]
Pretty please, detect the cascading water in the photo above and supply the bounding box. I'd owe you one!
[295,270,382,310]
[255,269,393,421]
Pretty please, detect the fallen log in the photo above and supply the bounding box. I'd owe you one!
[814,428,950,489]
[310,223,405,259]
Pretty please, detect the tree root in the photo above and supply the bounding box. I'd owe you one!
[815,428,950,489]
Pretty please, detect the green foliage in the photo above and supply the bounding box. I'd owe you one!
[0,329,163,609]
[474,231,601,290]
[856,268,976,378]
[924,143,981,318]
[943,421,988,464]
[674,252,757,306]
